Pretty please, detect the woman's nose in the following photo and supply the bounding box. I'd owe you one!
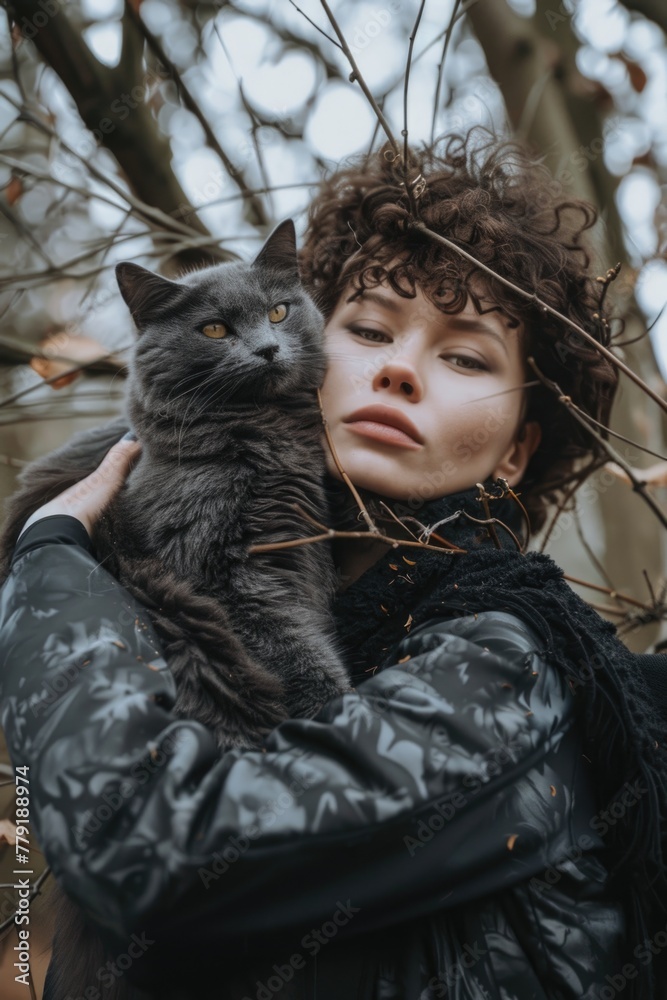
[371,356,424,401]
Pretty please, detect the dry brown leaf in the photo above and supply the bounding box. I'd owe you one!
[5,176,23,206]
[30,332,120,390]
[612,53,648,93]
[605,460,667,488]
[0,818,17,845]
[591,82,614,111]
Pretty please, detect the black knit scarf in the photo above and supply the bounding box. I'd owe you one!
[330,479,667,1000]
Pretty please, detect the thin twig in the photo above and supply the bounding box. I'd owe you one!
[587,602,633,617]
[370,0,481,138]
[475,482,501,549]
[646,300,667,335]
[430,0,462,146]
[460,509,523,552]
[527,358,667,530]
[215,25,274,218]
[249,504,467,557]
[563,574,658,612]
[379,500,422,543]
[317,0,400,155]
[249,526,461,557]
[171,181,322,217]
[642,568,658,606]
[0,95,204,241]
[538,458,607,553]
[317,387,380,535]
[6,6,27,103]
[568,407,667,464]
[0,346,131,410]
[403,0,428,173]
[0,199,53,269]
[573,504,618,595]
[396,510,468,549]
[286,0,342,49]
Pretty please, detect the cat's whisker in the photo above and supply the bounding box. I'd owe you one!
[175,369,242,461]
[164,371,213,405]
[175,374,222,433]
[183,368,248,426]
[165,373,203,399]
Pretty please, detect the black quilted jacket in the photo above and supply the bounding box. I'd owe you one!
[0,518,631,1000]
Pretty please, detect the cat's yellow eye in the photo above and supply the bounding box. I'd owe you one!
[202,323,228,339]
[268,303,288,324]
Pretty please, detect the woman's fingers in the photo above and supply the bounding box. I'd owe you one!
[63,436,141,526]
[18,435,141,539]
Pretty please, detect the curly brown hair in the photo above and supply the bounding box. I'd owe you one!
[298,128,619,536]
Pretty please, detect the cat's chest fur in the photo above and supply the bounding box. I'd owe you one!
[99,398,330,596]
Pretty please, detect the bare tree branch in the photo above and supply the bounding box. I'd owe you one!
[527,357,667,530]
[123,0,269,230]
[4,0,226,268]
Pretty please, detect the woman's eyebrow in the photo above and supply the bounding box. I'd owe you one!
[445,316,510,357]
[346,290,403,313]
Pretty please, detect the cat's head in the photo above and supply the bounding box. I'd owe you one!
[116,220,326,420]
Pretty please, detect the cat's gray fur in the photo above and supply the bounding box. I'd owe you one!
[0,220,352,999]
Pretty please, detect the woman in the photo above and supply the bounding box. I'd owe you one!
[1,133,666,1000]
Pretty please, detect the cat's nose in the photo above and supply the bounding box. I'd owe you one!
[254,344,280,362]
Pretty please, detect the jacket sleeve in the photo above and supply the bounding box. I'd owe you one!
[0,534,594,982]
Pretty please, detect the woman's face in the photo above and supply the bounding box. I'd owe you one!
[319,282,541,503]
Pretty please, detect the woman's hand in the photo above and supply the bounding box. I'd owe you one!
[18,432,142,540]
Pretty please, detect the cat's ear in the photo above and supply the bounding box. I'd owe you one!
[115,262,182,333]
[252,219,299,279]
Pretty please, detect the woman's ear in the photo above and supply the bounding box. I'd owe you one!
[492,421,542,487]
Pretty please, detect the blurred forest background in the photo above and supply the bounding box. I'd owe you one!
[0,0,666,994]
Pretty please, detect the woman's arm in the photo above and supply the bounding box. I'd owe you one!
[0,524,594,990]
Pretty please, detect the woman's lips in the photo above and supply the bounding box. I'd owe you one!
[345,420,423,449]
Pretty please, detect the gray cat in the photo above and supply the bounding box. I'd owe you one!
[1,219,351,751]
[0,221,352,1000]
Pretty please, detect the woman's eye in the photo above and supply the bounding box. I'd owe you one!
[350,327,389,343]
[268,303,288,323]
[202,323,228,339]
[444,354,487,371]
